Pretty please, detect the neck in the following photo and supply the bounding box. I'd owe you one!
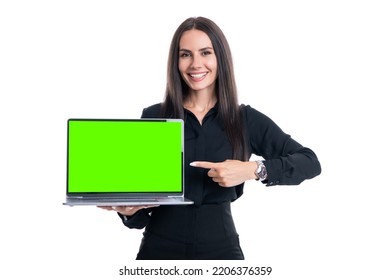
[184,89,217,113]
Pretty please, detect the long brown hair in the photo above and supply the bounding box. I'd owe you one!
[162,17,247,160]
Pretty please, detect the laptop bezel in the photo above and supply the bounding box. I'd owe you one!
[66,118,185,199]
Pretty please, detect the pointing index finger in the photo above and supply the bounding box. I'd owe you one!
[190,161,219,169]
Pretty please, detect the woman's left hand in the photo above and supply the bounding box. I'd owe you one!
[190,160,258,187]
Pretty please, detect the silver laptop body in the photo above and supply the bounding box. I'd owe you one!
[63,118,193,206]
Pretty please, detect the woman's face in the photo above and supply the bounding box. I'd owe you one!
[178,29,218,94]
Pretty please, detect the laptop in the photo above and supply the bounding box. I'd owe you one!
[63,118,193,206]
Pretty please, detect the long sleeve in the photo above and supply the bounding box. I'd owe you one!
[243,105,321,186]
[118,208,153,229]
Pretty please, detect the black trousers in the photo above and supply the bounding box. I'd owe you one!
[136,202,244,260]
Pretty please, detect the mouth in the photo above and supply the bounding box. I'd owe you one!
[188,72,207,80]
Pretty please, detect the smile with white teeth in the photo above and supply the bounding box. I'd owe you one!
[189,73,207,79]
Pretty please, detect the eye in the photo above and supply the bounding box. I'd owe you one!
[179,51,191,58]
[201,50,212,56]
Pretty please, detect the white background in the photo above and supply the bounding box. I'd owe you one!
[1,0,389,279]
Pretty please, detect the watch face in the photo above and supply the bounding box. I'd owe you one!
[260,168,266,180]
[257,161,267,181]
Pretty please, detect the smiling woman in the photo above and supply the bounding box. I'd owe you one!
[100,16,321,260]
[178,29,218,94]
[179,30,218,123]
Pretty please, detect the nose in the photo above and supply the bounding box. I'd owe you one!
[190,53,202,69]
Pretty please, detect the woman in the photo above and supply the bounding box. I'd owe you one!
[100,16,321,260]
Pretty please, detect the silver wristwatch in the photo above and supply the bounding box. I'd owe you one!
[255,160,268,181]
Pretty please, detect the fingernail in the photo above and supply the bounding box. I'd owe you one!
[190,162,197,166]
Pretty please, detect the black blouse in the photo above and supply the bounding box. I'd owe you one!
[121,103,321,228]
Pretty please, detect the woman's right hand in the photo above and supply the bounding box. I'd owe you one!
[98,205,159,216]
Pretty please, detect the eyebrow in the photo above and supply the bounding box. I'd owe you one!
[179,47,214,52]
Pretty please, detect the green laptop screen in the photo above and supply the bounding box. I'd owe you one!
[67,119,183,193]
